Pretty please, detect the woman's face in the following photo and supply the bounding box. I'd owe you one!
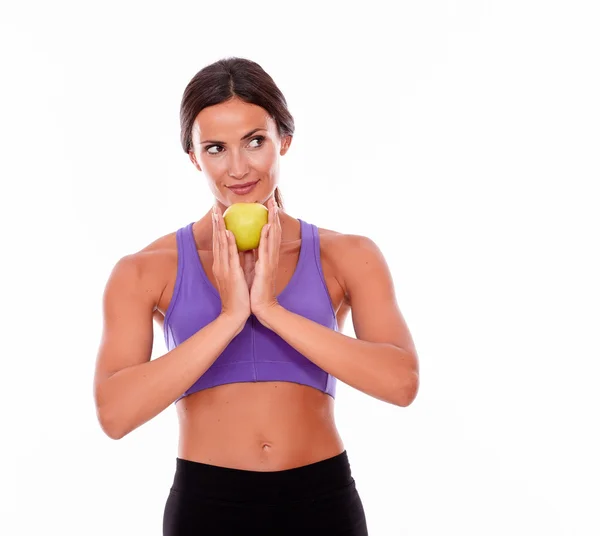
[189,97,291,209]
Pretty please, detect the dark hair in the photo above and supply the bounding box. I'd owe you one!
[180,57,295,210]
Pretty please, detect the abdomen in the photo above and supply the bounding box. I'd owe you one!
[175,381,345,471]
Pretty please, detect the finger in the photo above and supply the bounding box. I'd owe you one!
[269,218,277,265]
[259,222,270,262]
[268,198,274,226]
[212,210,220,270]
[269,208,280,265]
[216,208,229,272]
[265,200,275,258]
[227,229,241,268]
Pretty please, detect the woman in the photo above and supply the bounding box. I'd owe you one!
[93,57,419,535]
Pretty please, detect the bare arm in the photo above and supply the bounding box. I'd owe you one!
[254,234,419,407]
[93,254,245,440]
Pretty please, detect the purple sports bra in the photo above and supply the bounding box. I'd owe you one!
[162,218,339,404]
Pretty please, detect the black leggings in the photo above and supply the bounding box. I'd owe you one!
[163,450,369,535]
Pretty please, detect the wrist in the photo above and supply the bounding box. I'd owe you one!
[219,311,249,331]
[252,302,283,327]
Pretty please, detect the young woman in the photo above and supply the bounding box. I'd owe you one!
[93,57,419,535]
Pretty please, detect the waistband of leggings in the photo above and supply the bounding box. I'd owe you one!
[171,450,353,503]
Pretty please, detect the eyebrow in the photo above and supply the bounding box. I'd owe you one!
[200,128,267,145]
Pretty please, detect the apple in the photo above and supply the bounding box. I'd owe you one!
[222,202,269,251]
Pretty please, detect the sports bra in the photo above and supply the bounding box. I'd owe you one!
[162,218,339,404]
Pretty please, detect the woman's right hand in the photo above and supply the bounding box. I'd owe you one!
[212,206,251,324]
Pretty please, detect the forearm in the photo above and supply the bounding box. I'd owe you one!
[256,305,418,406]
[98,313,246,439]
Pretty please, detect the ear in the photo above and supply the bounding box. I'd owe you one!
[188,150,202,171]
[280,135,292,156]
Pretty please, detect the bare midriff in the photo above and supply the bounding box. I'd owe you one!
[175,380,345,471]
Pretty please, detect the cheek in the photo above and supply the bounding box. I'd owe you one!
[250,145,278,169]
[199,153,221,168]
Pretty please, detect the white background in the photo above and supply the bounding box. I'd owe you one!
[1,1,598,534]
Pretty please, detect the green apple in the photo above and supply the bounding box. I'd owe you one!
[223,202,269,251]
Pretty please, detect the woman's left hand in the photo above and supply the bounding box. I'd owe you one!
[250,197,282,319]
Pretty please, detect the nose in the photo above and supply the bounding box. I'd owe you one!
[227,149,250,179]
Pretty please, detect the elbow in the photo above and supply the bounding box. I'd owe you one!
[97,407,126,440]
[95,380,128,440]
[393,370,419,407]
[106,425,126,441]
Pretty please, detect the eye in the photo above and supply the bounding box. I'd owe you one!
[205,145,223,155]
[205,136,265,155]
[248,135,265,148]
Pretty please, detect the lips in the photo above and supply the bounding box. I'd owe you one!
[228,180,259,195]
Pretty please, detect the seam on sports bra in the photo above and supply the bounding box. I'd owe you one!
[207,360,254,368]
[203,358,318,369]
[274,218,307,299]
[311,224,339,328]
[251,314,257,380]
[186,222,221,299]
[163,227,185,346]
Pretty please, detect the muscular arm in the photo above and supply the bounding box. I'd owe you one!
[93,254,245,440]
[255,234,419,406]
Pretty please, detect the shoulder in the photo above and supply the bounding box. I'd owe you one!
[315,225,386,298]
[128,227,179,276]
[105,227,180,309]
[316,225,382,260]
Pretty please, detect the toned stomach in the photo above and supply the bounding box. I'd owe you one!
[175,380,345,471]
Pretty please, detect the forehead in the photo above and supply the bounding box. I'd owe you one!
[193,98,273,136]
